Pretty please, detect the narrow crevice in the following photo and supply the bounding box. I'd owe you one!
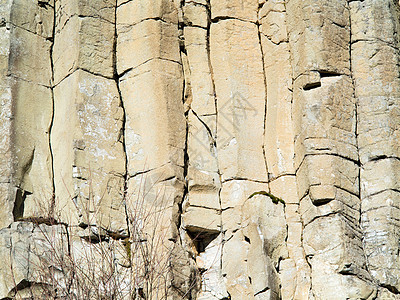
[303,82,322,91]
[76,14,116,24]
[118,16,170,29]
[128,163,170,179]
[295,152,361,174]
[258,30,288,46]
[257,14,271,193]
[268,173,297,183]
[351,38,398,49]
[348,2,375,282]
[55,12,116,34]
[254,286,269,297]
[191,109,215,141]
[367,155,400,163]
[222,177,268,184]
[365,188,400,199]
[211,16,256,24]
[118,57,183,81]
[48,2,56,219]
[319,70,343,78]
[380,284,400,295]
[303,211,348,229]
[178,9,189,235]
[187,204,221,211]
[7,74,52,89]
[53,67,114,88]
[205,0,226,286]
[333,184,361,199]
[113,3,130,237]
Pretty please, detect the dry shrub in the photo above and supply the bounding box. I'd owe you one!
[10,172,194,300]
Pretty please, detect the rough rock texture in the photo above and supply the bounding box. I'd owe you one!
[1,0,400,299]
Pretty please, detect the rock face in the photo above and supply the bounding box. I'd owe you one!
[0,0,400,299]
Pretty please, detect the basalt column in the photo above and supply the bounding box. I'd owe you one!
[1,0,54,228]
[287,0,375,298]
[52,0,126,231]
[351,0,400,294]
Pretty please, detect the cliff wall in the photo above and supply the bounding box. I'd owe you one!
[1,0,400,299]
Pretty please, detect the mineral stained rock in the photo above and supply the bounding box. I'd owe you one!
[0,0,400,299]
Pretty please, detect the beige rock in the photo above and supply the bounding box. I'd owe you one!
[184,26,216,116]
[183,2,208,28]
[11,79,54,219]
[292,75,358,169]
[270,175,298,204]
[221,231,252,299]
[296,154,359,204]
[6,3,54,224]
[196,233,228,299]
[52,70,126,231]
[300,191,360,227]
[0,222,68,299]
[350,0,400,291]
[361,159,400,197]
[259,12,287,44]
[116,19,181,75]
[56,0,115,25]
[182,206,221,232]
[242,194,287,268]
[3,0,400,298]
[117,0,178,25]
[262,36,295,178]
[287,0,350,78]
[279,259,296,300]
[53,15,114,84]
[11,0,54,39]
[303,215,375,299]
[220,180,267,210]
[0,0,15,229]
[210,0,258,22]
[119,59,185,175]
[9,26,52,86]
[187,111,218,175]
[362,202,400,290]
[211,19,267,181]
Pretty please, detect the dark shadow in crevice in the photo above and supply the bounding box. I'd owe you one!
[187,229,219,254]
[13,188,31,221]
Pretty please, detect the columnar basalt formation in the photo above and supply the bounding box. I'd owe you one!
[1,0,400,299]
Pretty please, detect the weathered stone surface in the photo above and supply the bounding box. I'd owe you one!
[210,0,258,22]
[0,222,68,299]
[54,12,115,83]
[2,0,400,299]
[52,70,125,230]
[0,2,55,229]
[184,26,215,116]
[0,0,14,230]
[211,19,267,182]
[120,59,185,176]
[11,79,54,219]
[287,0,351,78]
[350,0,400,291]
[116,19,181,75]
[117,0,178,25]
[10,0,54,39]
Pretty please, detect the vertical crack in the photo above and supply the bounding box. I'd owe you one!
[178,0,188,236]
[113,3,130,237]
[348,1,371,279]
[205,1,222,209]
[205,0,226,277]
[256,9,271,193]
[48,1,56,219]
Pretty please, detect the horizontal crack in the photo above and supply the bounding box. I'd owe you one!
[211,16,256,24]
